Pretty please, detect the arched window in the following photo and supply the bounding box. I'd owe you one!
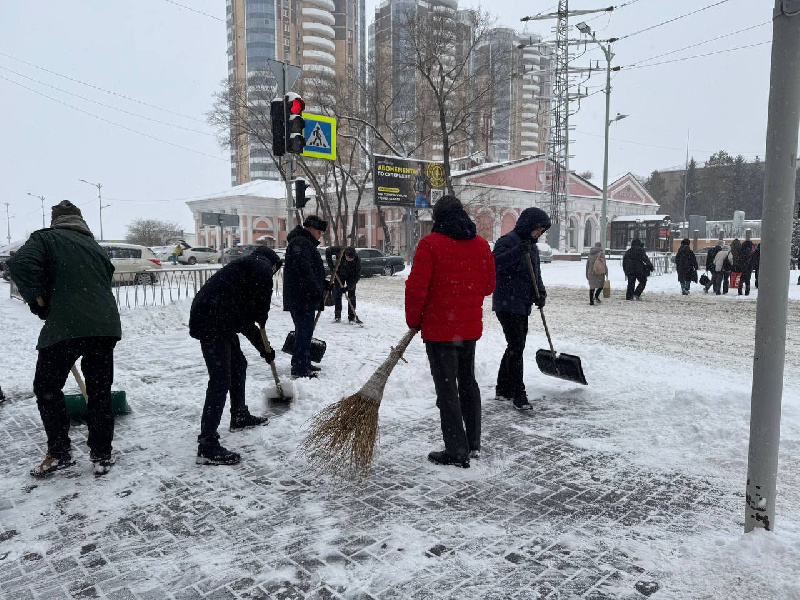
[476,211,494,241]
[501,212,517,235]
[568,217,579,250]
[583,219,595,248]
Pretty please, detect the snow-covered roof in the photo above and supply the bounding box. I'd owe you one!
[613,215,669,222]
[197,178,315,202]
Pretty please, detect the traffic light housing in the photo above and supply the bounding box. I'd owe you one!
[295,179,309,209]
[285,92,306,154]
[270,98,285,156]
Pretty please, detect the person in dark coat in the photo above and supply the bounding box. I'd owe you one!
[326,246,361,323]
[674,238,698,295]
[737,239,755,296]
[730,237,742,269]
[753,242,761,289]
[704,241,722,293]
[406,195,495,468]
[8,201,122,478]
[492,207,550,410]
[283,215,329,378]
[622,238,654,300]
[189,246,281,466]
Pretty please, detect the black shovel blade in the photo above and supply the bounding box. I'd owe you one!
[282,331,327,363]
[535,349,588,385]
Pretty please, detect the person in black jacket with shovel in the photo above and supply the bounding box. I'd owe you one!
[326,245,361,323]
[189,246,282,466]
[283,215,329,379]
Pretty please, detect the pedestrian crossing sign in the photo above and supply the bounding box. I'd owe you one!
[301,113,336,160]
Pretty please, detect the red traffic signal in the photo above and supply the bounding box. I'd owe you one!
[284,93,306,154]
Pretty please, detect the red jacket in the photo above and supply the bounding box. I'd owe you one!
[405,232,496,342]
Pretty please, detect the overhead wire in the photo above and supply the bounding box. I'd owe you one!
[0,75,227,162]
[616,0,734,41]
[0,51,208,124]
[0,65,216,137]
[621,40,771,70]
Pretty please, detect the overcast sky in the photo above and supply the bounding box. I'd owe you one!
[1,0,773,242]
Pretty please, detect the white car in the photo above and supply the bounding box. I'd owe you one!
[178,246,219,265]
[99,242,163,285]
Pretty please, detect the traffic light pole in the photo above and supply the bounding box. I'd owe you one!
[744,1,800,533]
[279,64,295,235]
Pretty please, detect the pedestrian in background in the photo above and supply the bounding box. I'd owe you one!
[326,246,362,324]
[753,242,761,288]
[8,201,122,478]
[622,238,654,301]
[730,237,742,269]
[713,243,734,295]
[171,243,183,265]
[189,246,281,466]
[703,241,722,293]
[406,195,495,468]
[493,207,550,410]
[675,238,698,295]
[738,239,755,296]
[283,215,329,379]
[585,242,607,305]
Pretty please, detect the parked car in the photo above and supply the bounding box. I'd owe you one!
[220,244,262,265]
[179,246,219,265]
[99,242,162,285]
[150,245,174,263]
[356,248,405,276]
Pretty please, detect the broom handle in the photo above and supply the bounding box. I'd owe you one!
[334,273,363,326]
[313,249,346,331]
[70,365,88,401]
[383,328,418,369]
[259,325,282,387]
[524,247,556,357]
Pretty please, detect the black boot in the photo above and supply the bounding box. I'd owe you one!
[230,410,270,432]
[427,451,470,468]
[594,289,602,304]
[589,290,595,305]
[197,443,241,466]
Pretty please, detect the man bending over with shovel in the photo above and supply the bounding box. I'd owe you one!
[8,200,122,477]
[190,246,282,466]
[492,207,550,410]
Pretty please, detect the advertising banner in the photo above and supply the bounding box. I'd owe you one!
[373,154,446,207]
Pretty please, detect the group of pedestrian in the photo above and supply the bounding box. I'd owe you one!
[406,199,551,469]
[698,237,761,296]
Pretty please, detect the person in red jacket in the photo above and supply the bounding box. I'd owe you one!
[405,195,495,468]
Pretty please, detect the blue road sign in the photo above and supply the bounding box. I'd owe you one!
[301,113,337,160]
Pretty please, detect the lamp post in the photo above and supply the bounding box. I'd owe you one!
[79,179,109,240]
[27,192,46,228]
[576,22,623,252]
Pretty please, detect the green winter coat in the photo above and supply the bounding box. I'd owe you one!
[8,217,122,349]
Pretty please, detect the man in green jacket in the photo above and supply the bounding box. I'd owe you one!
[8,200,122,478]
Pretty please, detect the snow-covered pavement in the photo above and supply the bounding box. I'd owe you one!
[1,269,800,599]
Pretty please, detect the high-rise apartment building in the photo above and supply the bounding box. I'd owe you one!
[227,0,365,185]
[369,0,550,164]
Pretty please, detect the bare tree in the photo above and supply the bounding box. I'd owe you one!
[126,219,183,246]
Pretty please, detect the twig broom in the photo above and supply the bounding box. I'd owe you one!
[301,328,419,478]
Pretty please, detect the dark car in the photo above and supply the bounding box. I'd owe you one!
[221,244,262,265]
[356,248,405,276]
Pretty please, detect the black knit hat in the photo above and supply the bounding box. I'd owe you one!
[51,200,82,220]
[303,215,328,232]
[344,246,356,258]
[432,195,462,222]
[681,238,691,246]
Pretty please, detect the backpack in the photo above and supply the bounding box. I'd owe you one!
[593,255,606,276]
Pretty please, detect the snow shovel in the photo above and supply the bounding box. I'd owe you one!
[524,250,588,386]
[282,249,345,363]
[64,365,131,416]
[260,326,294,402]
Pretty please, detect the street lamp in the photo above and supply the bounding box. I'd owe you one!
[575,22,621,253]
[27,192,46,228]
[79,179,109,240]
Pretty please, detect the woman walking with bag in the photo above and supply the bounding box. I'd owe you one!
[586,242,607,305]
[675,238,698,295]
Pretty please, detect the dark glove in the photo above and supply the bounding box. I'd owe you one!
[340,285,348,293]
[28,302,50,320]
[324,279,334,292]
[263,347,276,364]
[534,296,546,309]
[521,239,533,253]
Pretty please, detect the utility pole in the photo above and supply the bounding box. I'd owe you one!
[79,179,109,240]
[3,202,10,244]
[27,192,46,228]
[744,0,800,533]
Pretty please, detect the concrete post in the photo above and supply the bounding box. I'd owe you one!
[744,1,800,533]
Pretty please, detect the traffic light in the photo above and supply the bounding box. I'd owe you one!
[284,92,306,154]
[295,179,309,209]
[270,98,285,156]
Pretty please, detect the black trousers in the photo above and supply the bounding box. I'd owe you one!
[333,282,357,320]
[626,276,647,299]
[198,335,248,446]
[495,311,528,399]
[33,337,117,459]
[713,271,729,294]
[425,340,481,460]
[738,272,752,295]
